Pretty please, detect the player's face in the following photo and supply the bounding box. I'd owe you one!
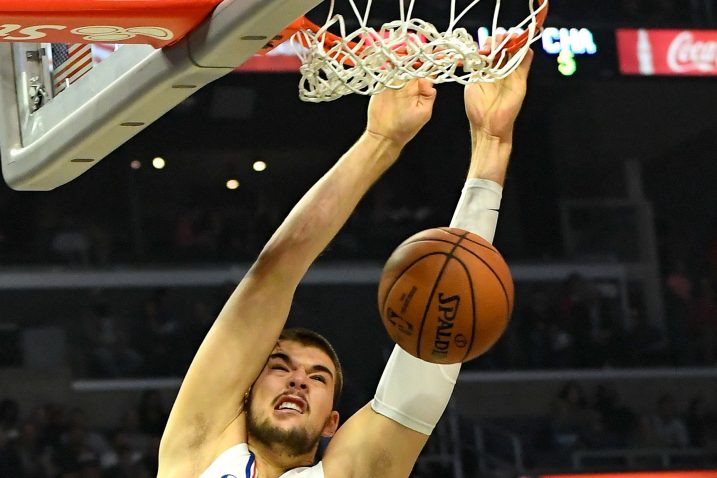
[246,341,339,455]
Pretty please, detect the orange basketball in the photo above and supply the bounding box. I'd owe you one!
[378,227,514,364]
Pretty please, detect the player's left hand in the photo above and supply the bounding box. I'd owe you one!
[464,48,533,143]
[366,79,436,147]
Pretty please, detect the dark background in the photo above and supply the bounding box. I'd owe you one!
[1,1,717,476]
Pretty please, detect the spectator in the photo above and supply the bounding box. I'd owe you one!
[0,425,22,477]
[548,381,598,451]
[115,409,152,457]
[76,455,103,478]
[706,395,717,451]
[87,223,113,267]
[26,405,53,452]
[43,403,69,451]
[180,300,215,368]
[140,436,160,477]
[520,288,555,369]
[54,424,100,478]
[630,414,665,449]
[546,295,576,369]
[137,391,168,438]
[66,409,109,458]
[664,259,695,365]
[560,273,617,368]
[173,207,218,260]
[216,205,255,260]
[708,234,717,281]
[50,217,90,267]
[135,290,180,375]
[686,395,709,448]
[11,420,53,478]
[649,394,689,448]
[0,398,20,439]
[692,277,717,364]
[101,429,151,478]
[593,383,637,447]
[83,303,143,378]
[624,307,668,366]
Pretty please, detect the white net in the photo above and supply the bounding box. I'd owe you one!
[293,0,548,102]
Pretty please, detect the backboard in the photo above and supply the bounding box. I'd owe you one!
[0,0,323,190]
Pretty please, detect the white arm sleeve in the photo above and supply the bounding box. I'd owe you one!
[450,178,503,243]
[371,178,503,434]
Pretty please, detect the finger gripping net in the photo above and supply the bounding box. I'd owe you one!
[293,0,546,102]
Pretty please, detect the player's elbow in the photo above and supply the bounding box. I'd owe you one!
[250,198,336,284]
[250,237,308,285]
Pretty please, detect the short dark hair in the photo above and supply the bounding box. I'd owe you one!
[279,327,343,406]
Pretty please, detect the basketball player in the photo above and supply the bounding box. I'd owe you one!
[157,49,534,478]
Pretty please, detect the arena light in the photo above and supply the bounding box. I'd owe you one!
[226,178,240,190]
[152,156,165,169]
[130,160,141,170]
[253,160,267,172]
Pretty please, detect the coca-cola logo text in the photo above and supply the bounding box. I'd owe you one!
[667,31,717,73]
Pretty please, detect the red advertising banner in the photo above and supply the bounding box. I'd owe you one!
[616,28,717,76]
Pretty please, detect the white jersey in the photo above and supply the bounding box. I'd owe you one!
[199,443,325,478]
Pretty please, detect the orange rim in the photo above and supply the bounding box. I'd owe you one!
[262,0,548,65]
[503,0,549,53]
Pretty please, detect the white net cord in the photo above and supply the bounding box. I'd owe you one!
[292,0,548,102]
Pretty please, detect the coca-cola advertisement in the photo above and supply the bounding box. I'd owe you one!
[616,28,717,76]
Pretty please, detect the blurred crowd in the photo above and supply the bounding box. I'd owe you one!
[547,382,711,451]
[0,185,436,266]
[470,264,717,371]
[502,381,717,469]
[60,267,717,384]
[3,382,717,477]
[71,289,217,379]
[8,259,713,384]
[0,393,165,478]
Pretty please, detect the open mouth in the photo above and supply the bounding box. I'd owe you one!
[274,395,307,414]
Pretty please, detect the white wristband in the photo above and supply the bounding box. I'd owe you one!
[449,178,503,243]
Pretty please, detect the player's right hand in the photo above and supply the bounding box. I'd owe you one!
[366,79,436,147]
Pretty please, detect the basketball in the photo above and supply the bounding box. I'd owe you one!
[378,227,514,364]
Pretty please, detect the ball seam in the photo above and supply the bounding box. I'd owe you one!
[415,230,469,360]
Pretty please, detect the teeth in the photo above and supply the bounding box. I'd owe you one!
[278,401,302,412]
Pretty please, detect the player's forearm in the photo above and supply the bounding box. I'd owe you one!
[369,172,505,439]
[259,131,402,282]
[467,130,512,186]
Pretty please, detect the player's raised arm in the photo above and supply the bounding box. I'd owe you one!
[158,79,436,476]
[322,51,533,478]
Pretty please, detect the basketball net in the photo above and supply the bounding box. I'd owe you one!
[291,0,548,102]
